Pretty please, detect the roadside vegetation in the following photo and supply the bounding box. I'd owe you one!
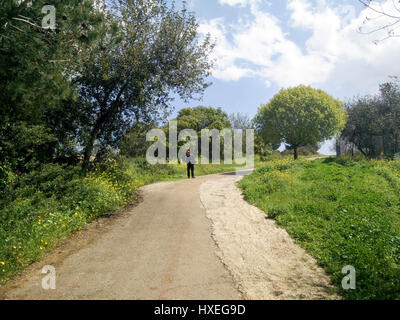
[0,157,244,284]
[239,157,400,300]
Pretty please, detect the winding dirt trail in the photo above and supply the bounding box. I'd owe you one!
[0,171,338,300]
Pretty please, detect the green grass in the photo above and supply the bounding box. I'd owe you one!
[238,157,400,300]
[0,157,245,284]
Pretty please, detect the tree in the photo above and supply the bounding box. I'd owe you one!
[229,112,256,155]
[281,144,321,157]
[0,0,105,171]
[75,0,214,170]
[341,79,400,158]
[172,106,231,159]
[334,136,362,157]
[176,106,231,133]
[255,85,347,160]
[0,0,104,171]
[120,122,158,158]
[229,112,252,130]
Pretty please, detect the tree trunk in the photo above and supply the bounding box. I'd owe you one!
[82,126,99,172]
[82,84,127,172]
[294,147,298,160]
[336,139,341,157]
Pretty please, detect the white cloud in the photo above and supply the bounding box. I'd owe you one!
[200,0,400,96]
[199,6,288,82]
[219,0,248,7]
[218,0,261,8]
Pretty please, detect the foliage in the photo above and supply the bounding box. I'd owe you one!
[229,112,256,154]
[170,106,232,158]
[77,0,214,169]
[239,157,400,300]
[255,85,347,159]
[341,79,400,158]
[120,122,158,158]
[0,1,214,171]
[229,112,252,130]
[175,106,231,133]
[0,0,104,171]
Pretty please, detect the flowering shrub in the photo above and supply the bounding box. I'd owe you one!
[0,162,141,282]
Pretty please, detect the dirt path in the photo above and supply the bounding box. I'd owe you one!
[0,171,338,300]
[200,173,338,300]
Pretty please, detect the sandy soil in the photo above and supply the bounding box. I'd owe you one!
[200,173,339,300]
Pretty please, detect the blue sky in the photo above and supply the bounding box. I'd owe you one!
[169,0,400,154]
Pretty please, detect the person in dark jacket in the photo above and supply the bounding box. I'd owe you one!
[186,149,195,179]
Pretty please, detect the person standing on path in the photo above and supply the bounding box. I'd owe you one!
[186,149,195,179]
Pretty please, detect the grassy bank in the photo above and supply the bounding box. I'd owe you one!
[0,157,243,284]
[238,157,400,300]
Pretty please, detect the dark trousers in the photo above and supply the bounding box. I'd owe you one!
[187,163,194,178]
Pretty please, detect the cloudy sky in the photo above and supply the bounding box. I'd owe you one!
[171,0,400,154]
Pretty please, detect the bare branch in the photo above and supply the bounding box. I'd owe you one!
[358,0,400,19]
[48,60,71,63]
[12,17,43,29]
[358,18,400,35]
[357,0,400,42]
[9,23,52,44]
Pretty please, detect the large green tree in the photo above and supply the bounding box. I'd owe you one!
[75,0,214,169]
[175,106,231,133]
[171,106,231,160]
[341,80,400,158]
[255,85,347,160]
[0,0,104,171]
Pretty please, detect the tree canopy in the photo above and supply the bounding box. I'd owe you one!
[76,0,214,169]
[168,106,231,160]
[341,80,400,158]
[0,0,214,172]
[255,85,347,159]
[0,0,103,171]
[175,106,231,133]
